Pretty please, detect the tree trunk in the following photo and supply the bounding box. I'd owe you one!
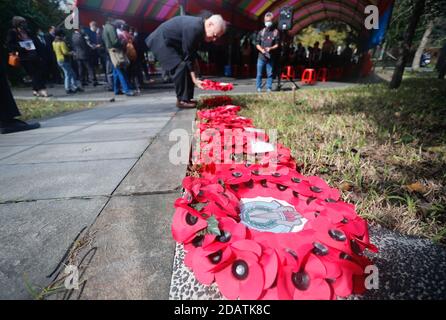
[412,20,434,71]
[389,0,426,89]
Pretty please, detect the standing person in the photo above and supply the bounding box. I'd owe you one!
[295,42,306,66]
[133,29,151,83]
[72,28,98,87]
[0,51,40,134]
[145,14,227,108]
[45,26,63,84]
[52,29,81,94]
[255,12,279,93]
[322,35,335,67]
[309,41,321,67]
[84,21,102,81]
[6,16,50,97]
[119,24,141,94]
[102,17,134,96]
[36,28,56,86]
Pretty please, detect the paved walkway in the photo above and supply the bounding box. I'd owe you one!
[11,76,379,103]
[0,94,195,299]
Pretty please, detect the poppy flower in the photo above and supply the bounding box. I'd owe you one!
[214,240,265,299]
[202,79,234,91]
[202,217,247,254]
[279,254,334,300]
[172,208,208,243]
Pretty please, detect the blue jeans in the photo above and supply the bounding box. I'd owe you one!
[256,58,274,90]
[112,66,130,94]
[58,61,77,91]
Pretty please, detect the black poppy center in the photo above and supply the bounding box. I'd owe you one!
[329,229,347,242]
[310,186,322,193]
[231,260,249,280]
[292,271,310,291]
[232,172,243,178]
[312,242,329,256]
[217,230,232,243]
[185,213,198,226]
[291,177,301,183]
[208,250,223,264]
[251,169,260,176]
[192,235,204,247]
[272,172,281,177]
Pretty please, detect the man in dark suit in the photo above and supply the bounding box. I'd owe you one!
[72,28,98,87]
[145,14,226,108]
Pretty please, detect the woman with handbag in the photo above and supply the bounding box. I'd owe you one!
[102,17,134,97]
[6,16,51,97]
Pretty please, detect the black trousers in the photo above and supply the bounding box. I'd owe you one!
[21,59,46,91]
[170,61,194,101]
[76,59,97,83]
[0,67,21,121]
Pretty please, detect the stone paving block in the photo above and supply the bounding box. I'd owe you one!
[0,146,32,160]
[0,197,108,299]
[47,124,160,144]
[0,140,150,164]
[0,159,136,202]
[56,193,178,300]
[115,134,190,195]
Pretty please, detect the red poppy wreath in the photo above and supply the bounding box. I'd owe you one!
[172,101,378,300]
[201,79,234,91]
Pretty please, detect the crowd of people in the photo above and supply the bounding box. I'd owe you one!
[6,15,152,97]
[4,12,370,101]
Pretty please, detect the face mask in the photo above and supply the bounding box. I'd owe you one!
[265,21,273,28]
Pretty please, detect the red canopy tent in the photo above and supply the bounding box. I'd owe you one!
[75,0,394,49]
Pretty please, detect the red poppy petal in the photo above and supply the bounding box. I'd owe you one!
[293,278,333,300]
[215,264,240,300]
[305,255,327,279]
[260,249,279,289]
[239,262,265,300]
[231,240,262,257]
[332,270,354,297]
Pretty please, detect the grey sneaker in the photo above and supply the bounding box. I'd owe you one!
[257,88,262,93]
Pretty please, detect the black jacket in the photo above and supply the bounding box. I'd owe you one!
[6,28,40,62]
[72,31,91,60]
[145,16,204,72]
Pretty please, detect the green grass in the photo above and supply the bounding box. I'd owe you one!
[224,78,446,243]
[16,99,98,121]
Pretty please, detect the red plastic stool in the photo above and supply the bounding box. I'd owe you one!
[281,65,295,80]
[317,68,328,82]
[301,68,317,85]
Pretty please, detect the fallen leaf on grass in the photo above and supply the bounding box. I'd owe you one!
[405,182,428,194]
[339,181,354,191]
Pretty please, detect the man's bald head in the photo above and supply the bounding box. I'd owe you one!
[204,14,227,43]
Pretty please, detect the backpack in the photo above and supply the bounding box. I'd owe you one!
[126,40,137,62]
